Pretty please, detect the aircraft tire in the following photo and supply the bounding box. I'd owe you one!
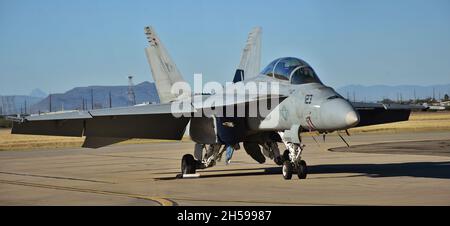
[297,160,307,179]
[181,154,196,174]
[282,150,290,162]
[282,161,293,180]
[274,156,283,165]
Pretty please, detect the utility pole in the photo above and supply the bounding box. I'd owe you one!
[109,91,112,108]
[91,89,94,110]
[49,94,52,112]
[413,89,416,103]
[128,76,136,106]
[433,87,436,101]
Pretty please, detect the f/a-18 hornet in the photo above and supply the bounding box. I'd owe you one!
[10,26,421,180]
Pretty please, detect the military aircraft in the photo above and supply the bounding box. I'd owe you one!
[10,26,421,180]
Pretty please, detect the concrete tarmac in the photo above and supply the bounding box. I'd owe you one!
[1,131,450,205]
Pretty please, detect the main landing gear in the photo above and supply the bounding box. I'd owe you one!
[180,144,223,175]
[181,154,197,174]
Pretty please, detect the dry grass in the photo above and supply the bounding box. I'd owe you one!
[0,130,84,151]
[1,111,449,151]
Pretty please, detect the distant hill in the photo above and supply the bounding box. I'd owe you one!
[0,95,44,115]
[29,88,47,98]
[336,84,450,102]
[30,82,160,113]
[0,88,48,115]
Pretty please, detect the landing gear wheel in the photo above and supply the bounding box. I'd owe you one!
[274,156,283,165]
[297,160,307,179]
[181,154,197,174]
[282,161,293,180]
[282,149,290,162]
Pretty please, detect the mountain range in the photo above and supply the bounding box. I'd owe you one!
[336,84,450,102]
[29,82,160,113]
[1,82,159,115]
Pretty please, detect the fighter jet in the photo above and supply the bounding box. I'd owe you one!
[10,26,422,180]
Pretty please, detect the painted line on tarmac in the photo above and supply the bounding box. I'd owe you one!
[0,179,177,206]
[0,171,114,184]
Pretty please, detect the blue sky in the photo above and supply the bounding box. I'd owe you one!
[0,0,449,95]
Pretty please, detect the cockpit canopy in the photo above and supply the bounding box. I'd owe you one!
[260,57,322,84]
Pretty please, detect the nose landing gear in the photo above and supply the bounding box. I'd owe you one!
[279,133,308,180]
[282,159,308,180]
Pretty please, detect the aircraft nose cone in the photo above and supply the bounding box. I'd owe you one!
[345,110,359,127]
[319,98,360,130]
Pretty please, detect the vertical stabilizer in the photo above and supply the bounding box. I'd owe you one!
[237,27,262,79]
[144,26,186,103]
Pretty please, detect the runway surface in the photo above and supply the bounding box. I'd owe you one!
[1,131,450,205]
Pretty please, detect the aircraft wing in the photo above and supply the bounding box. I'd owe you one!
[11,103,193,141]
[11,92,285,145]
[351,102,425,127]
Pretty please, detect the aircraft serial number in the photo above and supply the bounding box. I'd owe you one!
[305,94,313,104]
